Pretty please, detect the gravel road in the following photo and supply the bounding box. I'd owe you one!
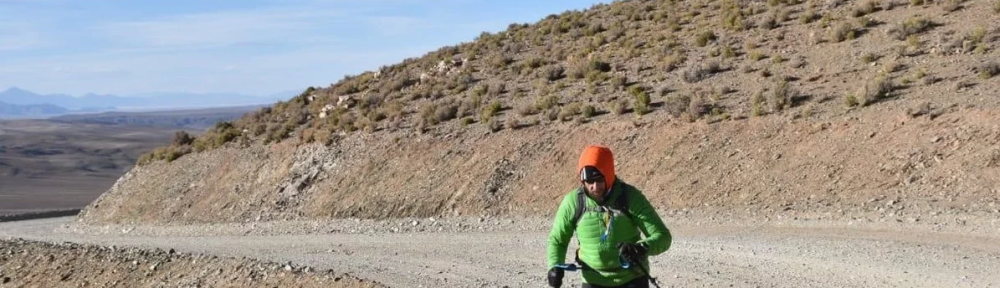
[2,215,998,287]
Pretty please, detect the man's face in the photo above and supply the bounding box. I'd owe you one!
[582,177,607,200]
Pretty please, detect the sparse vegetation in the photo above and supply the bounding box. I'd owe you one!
[858,76,894,106]
[888,16,932,41]
[979,62,1000,79]
[769,80,795,112]
[128,0,998,159]
[610,100,627,116]
[683,61,722,83]
[829,22,856,42]
[665,93,691,118]
[941,0,961,12]
[751,90,765,116]
[844,92,859,108]
[861,52,877,64]
[695,30,717,47]
[631,86,652,115]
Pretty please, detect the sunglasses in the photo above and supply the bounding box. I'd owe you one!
[582,177,605,184]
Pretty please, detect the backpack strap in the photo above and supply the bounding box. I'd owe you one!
[572,187,587,227]
[573,181,634,227]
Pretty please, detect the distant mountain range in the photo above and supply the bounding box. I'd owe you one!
[0,101,69,118]
[0,87,295,118]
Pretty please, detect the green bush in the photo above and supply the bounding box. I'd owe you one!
[481,101,503,122]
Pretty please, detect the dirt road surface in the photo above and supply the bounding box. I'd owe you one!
[2,216,998,287]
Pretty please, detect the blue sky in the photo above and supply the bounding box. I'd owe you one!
[0,0,606,96]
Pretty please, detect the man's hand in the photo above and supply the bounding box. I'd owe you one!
[618,242,648,262]
[547,267,564,288]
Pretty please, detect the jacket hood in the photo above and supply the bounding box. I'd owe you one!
[577,145,615,186]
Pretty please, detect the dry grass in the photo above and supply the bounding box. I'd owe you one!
[128,0,1000,164]
[888,16,933,41]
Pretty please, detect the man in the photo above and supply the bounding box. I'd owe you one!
[547,145,671,288]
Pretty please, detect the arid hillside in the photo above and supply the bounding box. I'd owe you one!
[78,0,1000,224]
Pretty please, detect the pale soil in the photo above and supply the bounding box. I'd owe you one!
[2,211,998,288]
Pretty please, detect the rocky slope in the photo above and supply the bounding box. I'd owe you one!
[77,0,1000,225]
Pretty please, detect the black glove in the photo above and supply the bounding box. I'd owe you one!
[618,242,648,262]
[547,267,564,288]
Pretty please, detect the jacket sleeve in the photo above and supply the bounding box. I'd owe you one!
[547,192,577,268]
[630,189,671,256]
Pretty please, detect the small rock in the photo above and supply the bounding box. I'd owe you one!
[284,264,293,271]
[412,220,419,227]
[149,263,159,271]
[2,277,10,284]
[932,136,942,143]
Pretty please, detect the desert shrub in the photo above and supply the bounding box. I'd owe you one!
[851,0,877,17]
[559,103,582,121]
[172,131,194,146]
[610,100,627,115]
[858,76,894,106]
[504,117,520,130]
[581,105,597,118]
[517,103,540,116]
[844,92,860,107]
[631,86,652,115]
[682,61,721,83]
[491,54,513,69]
[940,0,961,12]
[542,65,566,81]
[436,102,459,123]
[722,45,736,58]
[481,101,503,122]
[534,94,559,111]
[610,76,627,91]
[695,30,717,47]
[888,16,932,41]
[979,61,1000,79]
[769,80,794,111]
[752,90,766,116]
[760,14,777,30]
[524,57,545,69]
[664,93,691,118]
[829,22,855,42]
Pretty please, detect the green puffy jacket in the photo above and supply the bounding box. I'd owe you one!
[547,179,671,287]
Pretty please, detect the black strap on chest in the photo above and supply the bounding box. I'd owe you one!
[572,183,632,227]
